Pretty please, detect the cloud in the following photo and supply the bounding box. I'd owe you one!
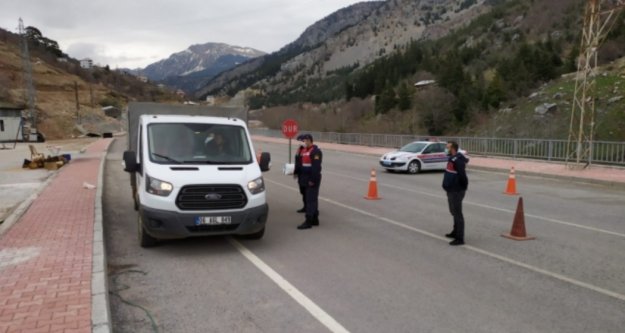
[66,42,106,60]
[0,0,371,68]
[65,42,158,69]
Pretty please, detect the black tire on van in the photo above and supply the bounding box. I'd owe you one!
[138,214,157,247]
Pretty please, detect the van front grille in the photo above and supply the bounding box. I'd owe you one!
[176,185,247,210]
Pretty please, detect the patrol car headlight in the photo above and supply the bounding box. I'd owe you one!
[146,174,173,196]
[248,177,265,194]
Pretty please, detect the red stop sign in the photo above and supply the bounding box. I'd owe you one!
[281,119,299,139]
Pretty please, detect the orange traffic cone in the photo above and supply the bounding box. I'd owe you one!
[503,166,519,195]
[502,197,535,241]
[364,168,381,200]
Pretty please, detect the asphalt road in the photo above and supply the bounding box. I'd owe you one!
[103,137,625,333]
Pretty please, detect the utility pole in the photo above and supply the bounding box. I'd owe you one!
[18,18,37,140]
[89,83,95,108]
[566,0,624,168]
[75,81,81,124]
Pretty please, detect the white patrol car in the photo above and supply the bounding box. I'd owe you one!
[379,141,466,174]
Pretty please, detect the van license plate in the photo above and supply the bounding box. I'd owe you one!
[195,216,232,225]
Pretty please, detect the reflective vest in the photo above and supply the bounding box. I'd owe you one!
[301,146,313,167]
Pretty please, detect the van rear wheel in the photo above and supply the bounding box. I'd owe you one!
[138,214,157,247]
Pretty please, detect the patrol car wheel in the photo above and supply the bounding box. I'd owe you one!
[138,214,157,248]
[407,161,421,174]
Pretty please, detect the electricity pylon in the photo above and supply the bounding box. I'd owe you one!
[566,0,624,168]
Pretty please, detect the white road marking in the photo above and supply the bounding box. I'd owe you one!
[323,170,625,239]
[228,238,350,333]
[265,178,625,303]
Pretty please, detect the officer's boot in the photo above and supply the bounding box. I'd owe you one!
[311,214,319,226]
[297,216,313,230]
[296,206,306,213]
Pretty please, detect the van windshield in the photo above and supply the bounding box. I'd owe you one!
[147,123,253,165]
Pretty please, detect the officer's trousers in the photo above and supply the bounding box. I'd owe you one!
[299,185,307,209]
[305,176,321,219]
[446,190,466,240]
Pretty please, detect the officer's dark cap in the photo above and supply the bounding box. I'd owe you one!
[297,133,313,142]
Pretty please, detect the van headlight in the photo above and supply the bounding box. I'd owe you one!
[247,177,265,194]
[146,174,173,196]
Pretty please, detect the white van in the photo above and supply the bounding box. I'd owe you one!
[123,114,270,247]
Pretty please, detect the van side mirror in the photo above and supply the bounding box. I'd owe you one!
[259,152,271,172]
[123,151,139,172]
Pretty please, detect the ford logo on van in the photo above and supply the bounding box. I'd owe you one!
[204,193,222,200]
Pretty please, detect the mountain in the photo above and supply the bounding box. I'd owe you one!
[195,0,490,99]
[195,0,385,98]
[137,43,265,92]
[237,0,625,141]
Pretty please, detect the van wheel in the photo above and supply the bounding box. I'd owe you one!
[241,227,265,240]
[138,215,157,247]
[407,161,421,174]
[133,191,139,211]
[130,174,139,211]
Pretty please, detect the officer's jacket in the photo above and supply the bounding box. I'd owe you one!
[442,153,468,192]
[294,145,322,185]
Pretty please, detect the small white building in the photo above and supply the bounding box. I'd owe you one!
[414,80,436,89]
[80,58,93,69]
[0,103,24,143]
[205,95,216,105]
[137,75,148,83]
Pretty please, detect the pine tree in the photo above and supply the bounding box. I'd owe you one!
[397,82,412,111]
[375,85,397,114]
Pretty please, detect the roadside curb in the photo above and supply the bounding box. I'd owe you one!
[92,138,115,333]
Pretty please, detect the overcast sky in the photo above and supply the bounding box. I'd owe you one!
[0,0,372,69]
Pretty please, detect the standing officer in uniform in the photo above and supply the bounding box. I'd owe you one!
[293,135,307,213]
[442,140,469,245]
[295,134,322,230]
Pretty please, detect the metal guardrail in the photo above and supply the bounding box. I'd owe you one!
[250,129,625,166]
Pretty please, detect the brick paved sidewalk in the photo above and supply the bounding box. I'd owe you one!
[0,139,112,333]
[252,135,625,186]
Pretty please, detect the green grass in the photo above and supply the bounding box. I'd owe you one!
[484,69,625,141]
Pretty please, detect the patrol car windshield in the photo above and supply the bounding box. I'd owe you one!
[399,142,428,153]
[147,123,253,165]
